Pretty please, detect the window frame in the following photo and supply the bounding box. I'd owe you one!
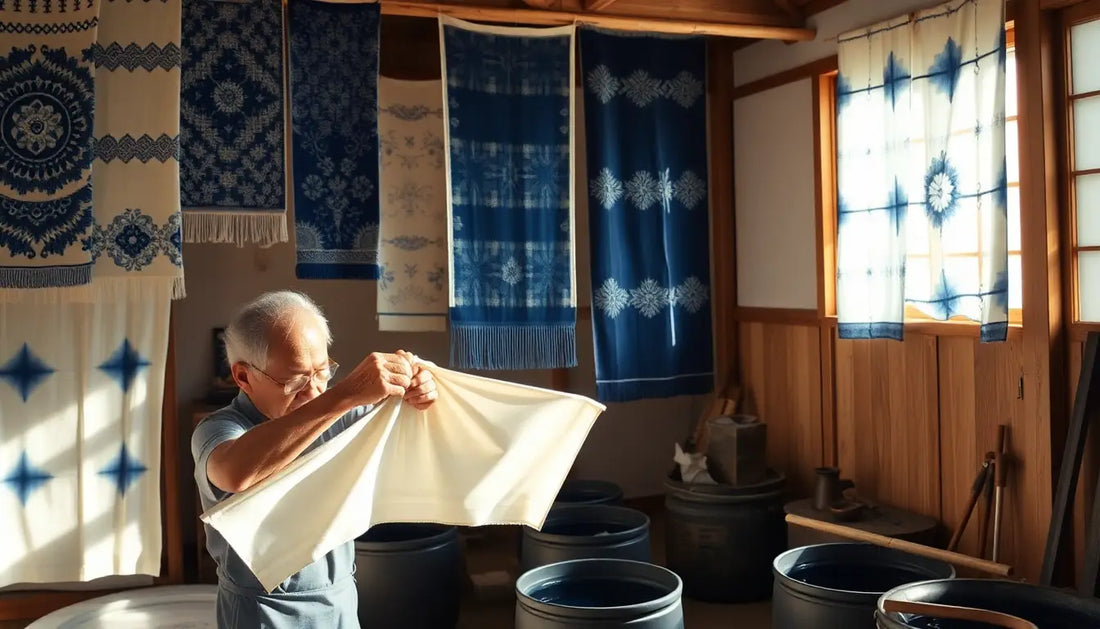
[1062,1,1100,333]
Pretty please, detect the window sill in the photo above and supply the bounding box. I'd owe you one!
[821,316,1023,340]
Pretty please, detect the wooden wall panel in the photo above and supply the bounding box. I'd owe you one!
[938,337,1025,565]
[834,334,940,517]
[738,322,823,497]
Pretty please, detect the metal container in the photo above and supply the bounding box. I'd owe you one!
[664,470,786,603]
[515,558,683,629]
[521,504,651,573]
[354,523,462,629]
[772,543,955,629]
[875,578,1100,629]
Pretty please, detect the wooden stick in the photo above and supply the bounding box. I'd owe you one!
[882,600,1037,629]
[785,514,1014,577]
[380,0,817,40]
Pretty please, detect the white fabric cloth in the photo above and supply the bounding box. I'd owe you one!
[201,364,604,592]
[835,0,1007,341]
[0,287,170,586]
[376,78,448,332]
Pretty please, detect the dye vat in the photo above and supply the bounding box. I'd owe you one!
[515,558,683,629]
[355,523,462,629]
[664,469,787,602]
[555,479,624,506]
[773,543,955,629]
[521,504,651,572]
[875,578,1100,629]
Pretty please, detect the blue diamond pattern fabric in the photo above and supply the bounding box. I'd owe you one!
[99,444,147,496]
[3,451,52,506]
[99,339,150,393]
[0,343,54,402]
[835,0,1007,342]
[0,292,168,586]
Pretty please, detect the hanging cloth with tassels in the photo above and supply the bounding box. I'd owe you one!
[179,0,289,248]
[440,16,578,369]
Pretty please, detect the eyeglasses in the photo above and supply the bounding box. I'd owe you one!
[248,360,340,396]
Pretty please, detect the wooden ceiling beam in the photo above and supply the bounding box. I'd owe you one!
[771,0,804,19]
[381,0,817,40]
[584,0,621,10]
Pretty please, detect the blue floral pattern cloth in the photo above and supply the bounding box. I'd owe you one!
[288,0,380,280]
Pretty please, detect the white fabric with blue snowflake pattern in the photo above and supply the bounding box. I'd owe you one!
[376,78,448,332]
[0,294,169,586]
[835,0,1007,342]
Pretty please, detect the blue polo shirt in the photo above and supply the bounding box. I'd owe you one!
[191,391,370,627]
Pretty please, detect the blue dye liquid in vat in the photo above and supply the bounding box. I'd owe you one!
[528,577,669,607]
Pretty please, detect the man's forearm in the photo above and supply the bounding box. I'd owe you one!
[211,386,358,493]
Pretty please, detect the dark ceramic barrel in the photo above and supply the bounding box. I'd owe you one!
[664,470,787,602]
[354,524,462,629]
[521,504,651,573]
[772,543,955,629]
[515,558,684,629]
[555,480,624,505]
[875,578,1100,629]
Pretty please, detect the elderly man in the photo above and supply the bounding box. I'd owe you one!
[191,290,437,628]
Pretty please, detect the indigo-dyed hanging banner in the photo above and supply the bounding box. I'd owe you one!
[288,0,380,280]
[835,0,1007,342]
[0,0,100,292]
[580,27,713,402]
[180,0,287,247]
[440,16,577,369]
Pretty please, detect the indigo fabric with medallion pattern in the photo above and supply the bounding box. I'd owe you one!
[580,28,713,402]
[180,0,287,247]
[835,0,1007,341]
[288,0,380,280]
[0,0,100,291]
[440,17,577,369]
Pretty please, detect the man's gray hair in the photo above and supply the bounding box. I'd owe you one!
[223,291,332,369]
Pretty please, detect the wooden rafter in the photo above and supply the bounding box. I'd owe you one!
[380,0,816,40]
[772,0,804,19]
[584,0,621,10]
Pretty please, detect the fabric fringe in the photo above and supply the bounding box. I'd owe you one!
[0,265,93,290]
[0,277,181,304]
[450,324,577,370]
[182,211,288,248]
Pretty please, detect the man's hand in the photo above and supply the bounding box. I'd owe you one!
[333,352,413,407]
[398,349,438,411]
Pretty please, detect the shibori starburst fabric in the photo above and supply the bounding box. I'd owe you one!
[180,0,288,247]
[376,78,448,332]
[440,16,578,370]
[835,0,1007,341]
[0,0,101,292]
[0,294,169,585]
[580,28,713,402]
